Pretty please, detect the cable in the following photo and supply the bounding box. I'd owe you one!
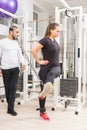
[19,43,43,86]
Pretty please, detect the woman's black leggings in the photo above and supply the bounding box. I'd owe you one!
[39,66,61,113]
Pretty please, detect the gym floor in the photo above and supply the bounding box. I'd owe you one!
[0,97,87,130]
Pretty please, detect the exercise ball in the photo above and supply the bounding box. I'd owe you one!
[0,0,18,18]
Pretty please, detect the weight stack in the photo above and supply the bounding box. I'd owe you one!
[60,78,78,98]
[28,74,33,88]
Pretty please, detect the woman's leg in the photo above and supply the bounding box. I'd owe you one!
[38,68,48,113]
[39,66,61,98]
[46,66,61,83]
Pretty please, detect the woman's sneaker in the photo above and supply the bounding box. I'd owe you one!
[39,82,52,99]
[40,112,50,120]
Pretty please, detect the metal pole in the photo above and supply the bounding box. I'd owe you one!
[0,8,17,18]
[55,7,60,43]
[82,15,87,106]
[63,16,67,78]
[23,13,29,102]
[28,18,54,23]
[76,6,83,113]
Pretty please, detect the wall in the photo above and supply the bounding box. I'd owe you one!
[16,0,33,20]
[38,13,49,38]
[0,24,8,38]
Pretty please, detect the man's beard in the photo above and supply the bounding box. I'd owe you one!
[12,35,18,40]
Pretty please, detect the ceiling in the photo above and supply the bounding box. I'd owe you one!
[33,0,87,16]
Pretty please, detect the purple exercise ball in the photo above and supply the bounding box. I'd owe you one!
[0,0,18,18]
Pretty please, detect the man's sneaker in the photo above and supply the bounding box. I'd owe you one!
[39,82,52,99]
[40,112,50,120]
[7,110,17,116]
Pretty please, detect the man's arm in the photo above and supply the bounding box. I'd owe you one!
[18,47,26,71]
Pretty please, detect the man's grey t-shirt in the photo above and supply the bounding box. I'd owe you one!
[39,37,60,68]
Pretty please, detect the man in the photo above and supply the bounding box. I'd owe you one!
[0,25,26,116]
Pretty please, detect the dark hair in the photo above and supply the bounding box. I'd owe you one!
[44,23,59,37]
[9,26,18,33]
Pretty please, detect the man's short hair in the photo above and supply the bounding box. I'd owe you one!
[9,25,19,33]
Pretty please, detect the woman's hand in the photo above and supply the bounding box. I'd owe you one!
[38,60,49,65]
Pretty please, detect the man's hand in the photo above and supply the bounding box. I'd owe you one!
[0,69,2,77]
[21,65,26,71]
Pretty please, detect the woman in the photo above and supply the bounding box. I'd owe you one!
[31,23,61,120]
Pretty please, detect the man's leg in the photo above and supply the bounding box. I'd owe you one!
[7,67,19,116]
[2,69,10,103]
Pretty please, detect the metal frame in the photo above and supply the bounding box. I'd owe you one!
[54,6,87,114]
[0,8,17,18]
